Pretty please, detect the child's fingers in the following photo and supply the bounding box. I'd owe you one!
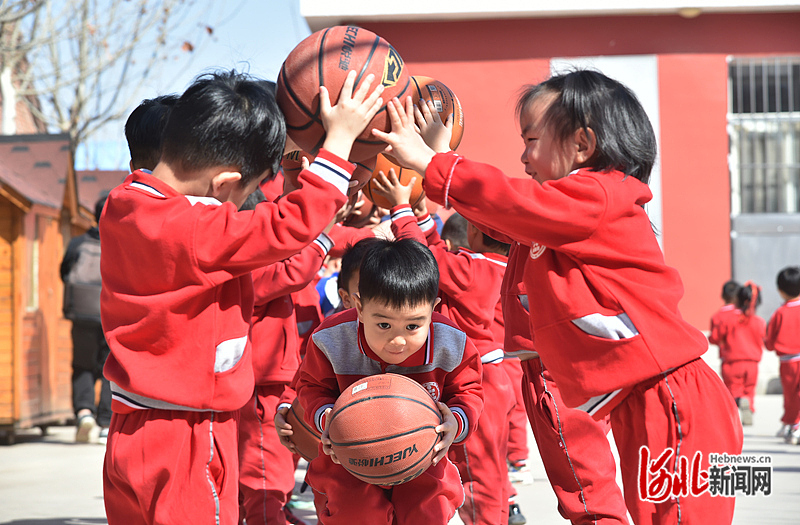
[339,70,358,99]
[318,85,332,113]
[445,112,454,131]
[427,100,443,124]
[351,73,374,101]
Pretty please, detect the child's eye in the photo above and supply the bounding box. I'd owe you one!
[406,324,420,331]
[377,322,391,330]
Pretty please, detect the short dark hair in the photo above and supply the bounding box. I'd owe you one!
[721,280,740,303]
[339,237,382,294]
[777,266,800,298]
[94,192,109,224]
[160,70,286,186]
[516,69,657,184]
[125,94,179,171]
[358,238,439,309]
[441,213,468,250]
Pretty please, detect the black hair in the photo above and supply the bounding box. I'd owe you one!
[124,94,179,171]
[94,192,109,224]
[238,187,266,212]
[482,232,511,255]
[339,237,382,294]
[777,266,800,298]
[160,70,286,186]
[721,280,740,303]
[516,69,657,184]
[441,212,469,250]
[358,238,439,309]
[736,282,762,317]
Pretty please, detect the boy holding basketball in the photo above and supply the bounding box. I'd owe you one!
[296,238,484,525]
[101,69,384,525]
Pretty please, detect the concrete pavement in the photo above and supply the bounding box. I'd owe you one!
[1,393,799,524]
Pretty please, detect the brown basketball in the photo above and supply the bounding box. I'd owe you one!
[409,76,464,150]
[328,373,442,486]
[351,155,378,194]
[276,25,411,163]
[281,149,313,191]
[364,154,424,209]
[285,397,322,462]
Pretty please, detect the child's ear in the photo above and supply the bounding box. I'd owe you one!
[338,289,351,309]
[210,171,243,198]
[353,293,364,320]
[433,297,441,309]
[574,127,597,165]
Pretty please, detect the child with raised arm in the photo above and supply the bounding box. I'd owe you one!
[765,266,800,444]
[100,69,383,525]
[375,69,743,524]
[296,238,484,525]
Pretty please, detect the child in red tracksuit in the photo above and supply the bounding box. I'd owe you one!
[708,282,764,426]
[372,172,514,525]
[296,238,484,525]
[709,280,741,372]
[238,185,335,525]
[100,69,385,525]
[375,69,743,525]
[765,266,800,444]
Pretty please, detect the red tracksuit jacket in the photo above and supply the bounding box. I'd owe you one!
[765,298,800,359]
[422,154,708,410]
[708,307,765,363]
[251,233,332,385]
[101,150,352,413]
[297,309,484,444]
[390,204,507,362]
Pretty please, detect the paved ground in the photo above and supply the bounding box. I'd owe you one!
[1,393,798,524]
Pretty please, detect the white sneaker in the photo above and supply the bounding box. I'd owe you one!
[508,461,534,485]
[776,424,791,439]
[738,398,753,426]
[75,414,97,443]
[785,426,800,446]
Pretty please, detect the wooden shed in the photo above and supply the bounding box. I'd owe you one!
[0,133,93,444]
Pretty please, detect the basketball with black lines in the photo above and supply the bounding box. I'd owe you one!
[327,373,442,485]
[285,397,321,462]
[276,25,411,163]
[409,76,464,150]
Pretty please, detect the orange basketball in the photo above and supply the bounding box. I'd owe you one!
[327,373,442,486]
[409,76,464,150]
[281,149,313,190]
[363,154,424,209]
[276,25,411,162]
[351,155,378,195]
[285,397,322,462]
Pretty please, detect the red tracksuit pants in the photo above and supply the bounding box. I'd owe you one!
[449,362,514,525]
[611,358,744,525]
[521,358,630,524]
[104,409,239,525]
[502,358,529,465]
[720,359,759,410]
[306,449,464,524]
[778,360,800,426]
[238,384,297,525]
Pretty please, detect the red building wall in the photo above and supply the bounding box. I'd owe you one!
[359,12,800,329]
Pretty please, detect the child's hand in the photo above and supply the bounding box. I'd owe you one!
[412,191,428,218]
[320,408,341,464]
[432,402,458,466]
[274,405,299,455]
[372,96,436,175]
[415,99,453,154]
[321,71,385,161]
[369,168,417,208]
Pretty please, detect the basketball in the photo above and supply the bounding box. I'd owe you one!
[327,373,442,486]
[285,397,322,462]
[351,155,378,194]
[276,25,411,163]
[363,154,424,209]
[410,76,464,150]
[281,149,313,190]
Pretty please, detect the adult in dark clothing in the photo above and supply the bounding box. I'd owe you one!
[60,195,109,443]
